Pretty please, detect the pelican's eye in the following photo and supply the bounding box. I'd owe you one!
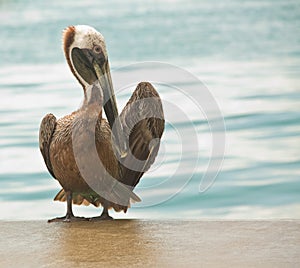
[93,45,102,54]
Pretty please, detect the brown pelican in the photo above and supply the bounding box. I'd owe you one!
[39,25,164,222]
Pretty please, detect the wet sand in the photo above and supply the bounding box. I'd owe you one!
[0,220,299,267]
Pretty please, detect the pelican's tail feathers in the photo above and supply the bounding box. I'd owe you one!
[53,189,99,206]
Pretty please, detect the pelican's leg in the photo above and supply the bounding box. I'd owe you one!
[48,191,88,223]
[99,206,114,220]
[90,201,114,221]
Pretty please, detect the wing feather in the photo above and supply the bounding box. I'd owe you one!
[39,113,57,178]
[120,82,165,188]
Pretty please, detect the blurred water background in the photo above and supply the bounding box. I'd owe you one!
[0,0,299,220]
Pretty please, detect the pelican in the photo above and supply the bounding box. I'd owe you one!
[39,25,164,222]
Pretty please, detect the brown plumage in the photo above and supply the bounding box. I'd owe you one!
[39,25,164,222]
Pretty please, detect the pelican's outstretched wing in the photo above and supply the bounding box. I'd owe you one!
[120,82,165,188]
[39,113,57,178]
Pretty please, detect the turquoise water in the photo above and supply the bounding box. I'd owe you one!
[0,0,300,219]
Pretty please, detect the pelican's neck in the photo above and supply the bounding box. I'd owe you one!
[81,82,103,114]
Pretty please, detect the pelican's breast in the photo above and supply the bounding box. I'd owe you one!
[49,113,120,193]
[49,113,89,192]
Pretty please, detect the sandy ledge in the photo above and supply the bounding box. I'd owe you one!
[0,220,299,267]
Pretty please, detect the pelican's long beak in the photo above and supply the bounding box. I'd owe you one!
[92,60,128,159]
[71,47,127,158]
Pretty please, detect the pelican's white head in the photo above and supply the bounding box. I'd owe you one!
[62,25,109,89]
[70,25,106,52]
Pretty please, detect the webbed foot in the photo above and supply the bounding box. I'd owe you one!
[89,208,114,221]
[48,214,88,223]
[89,214,114,221]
